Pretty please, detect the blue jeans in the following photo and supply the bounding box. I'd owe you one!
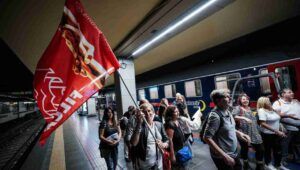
[103,147,118,170]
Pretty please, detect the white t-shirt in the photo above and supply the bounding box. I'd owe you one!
[138,125,162,169]
[258,108,280,134]
[273,99,300,131]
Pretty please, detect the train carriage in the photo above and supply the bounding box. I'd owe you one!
[137,58,300,116]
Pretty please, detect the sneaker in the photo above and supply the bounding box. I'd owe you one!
[265,164,276,170]
[275,165,290,170]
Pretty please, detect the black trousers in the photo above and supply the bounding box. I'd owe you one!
[240,140,264,162]
[281,130,300,161]
[212,156,242,170]
[261,133,282,167]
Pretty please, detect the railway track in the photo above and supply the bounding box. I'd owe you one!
[0,115,45,170]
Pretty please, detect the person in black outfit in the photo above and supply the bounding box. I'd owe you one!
[99,107,121,170]
[165,105,188,169]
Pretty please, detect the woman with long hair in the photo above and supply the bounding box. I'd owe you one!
[175,94,190,119]
[99,107,121,170]
[157,98,169,123]
[165,105,189,169]
[257,97,288,170]
[233,94,264,170]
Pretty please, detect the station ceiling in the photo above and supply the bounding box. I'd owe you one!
[0,0,300,94]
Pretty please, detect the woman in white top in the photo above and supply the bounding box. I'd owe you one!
[130,103,169,170]
[257,97,287,170]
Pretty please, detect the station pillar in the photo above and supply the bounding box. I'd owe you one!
[114,59,137,118]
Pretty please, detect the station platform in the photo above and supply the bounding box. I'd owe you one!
[19,113,300,170]
[20,113,217,170]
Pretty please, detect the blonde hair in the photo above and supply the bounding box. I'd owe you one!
[257,96,272,110]
[140,103,154,112]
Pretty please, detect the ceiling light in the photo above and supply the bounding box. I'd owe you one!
[132,0,219,56]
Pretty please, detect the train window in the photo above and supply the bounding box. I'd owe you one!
[164,84,176,98]
[275,66,296,90]
[19,102,27,112]
[185,79,202,97]
[259,69,271,94]
[215,76,227,89]
[0,102,20,114]
[138,89,146,100]
[149,86,159,99]
[0,102,10,114]
[215,73,241,91]
[23,102,35,111]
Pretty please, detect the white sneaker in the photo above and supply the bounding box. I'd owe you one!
[276,165,290,170]
[265,164,277,170]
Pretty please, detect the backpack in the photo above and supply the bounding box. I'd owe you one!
[199,108,224,144]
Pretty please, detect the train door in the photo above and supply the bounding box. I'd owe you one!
[215,73,243,100]
[267,59,300,101]
[231,72,281,107]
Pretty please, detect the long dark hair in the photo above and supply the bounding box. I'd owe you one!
[158,98,168,118]
[164,105,177,124]
[102,107,118,127]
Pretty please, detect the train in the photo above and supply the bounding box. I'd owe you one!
[0,101,37,124]
[136,58,300,116]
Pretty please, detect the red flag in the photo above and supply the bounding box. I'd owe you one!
[34,0,120,144]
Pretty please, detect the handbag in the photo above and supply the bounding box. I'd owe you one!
[176,119,192,165]
[176,145,192,165]
[162,149,171,170]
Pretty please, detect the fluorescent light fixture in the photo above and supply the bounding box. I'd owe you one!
[132,0,219,56]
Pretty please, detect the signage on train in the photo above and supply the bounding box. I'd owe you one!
[186,100,206,112]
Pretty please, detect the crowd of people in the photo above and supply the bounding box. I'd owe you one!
[98,88,300,170]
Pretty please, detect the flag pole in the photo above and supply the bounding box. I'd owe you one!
[116,70,164,152]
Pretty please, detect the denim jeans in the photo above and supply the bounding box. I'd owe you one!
[103,147,118,170]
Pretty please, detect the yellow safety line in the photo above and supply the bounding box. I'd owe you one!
[49,126,66,170]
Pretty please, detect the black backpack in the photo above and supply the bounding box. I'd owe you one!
[199,108,224,144]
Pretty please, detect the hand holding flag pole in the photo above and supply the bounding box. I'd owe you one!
[116,70,165,153]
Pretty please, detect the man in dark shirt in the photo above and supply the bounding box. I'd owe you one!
[203,89,250,170]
